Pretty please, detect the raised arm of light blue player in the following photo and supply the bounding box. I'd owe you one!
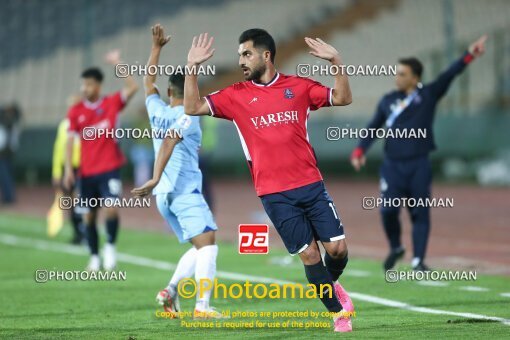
[144,24,171,97]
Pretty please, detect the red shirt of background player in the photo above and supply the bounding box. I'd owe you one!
[67,91,126,177]
[205,72,333,196]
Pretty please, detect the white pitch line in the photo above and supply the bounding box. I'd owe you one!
[459,286,490,292]
[347,292,510,326]
[1,232,510,326]
[416,281,449,287]
[500,293,510,298]
[344,269,372,277]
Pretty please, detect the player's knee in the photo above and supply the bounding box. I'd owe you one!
[299,243,321,265]
[328,241,348,259]
[409,206,429,220]
[83,212,96,226]
[331,247,348,259]
[191,230,216,249]
[104,207,118,219]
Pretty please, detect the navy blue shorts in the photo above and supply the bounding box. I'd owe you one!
[79,168,122,210]
[380,156,432,214]
[260,181,345,255]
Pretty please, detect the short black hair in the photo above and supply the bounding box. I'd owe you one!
[398,57,423,78]
[239,28,276,63]
[168,73,185,98]
[81,67,104,82]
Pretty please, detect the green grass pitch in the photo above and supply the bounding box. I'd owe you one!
[0,213,509,339]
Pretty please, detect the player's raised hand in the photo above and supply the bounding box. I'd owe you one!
[468,35,487,58]
[131,178,159,198]
[151,24,171,49]
[187,33,215,65]
[305,37,340,63]
[104,49,122,65]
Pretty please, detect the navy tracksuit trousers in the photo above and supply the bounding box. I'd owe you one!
[379,156,432,261]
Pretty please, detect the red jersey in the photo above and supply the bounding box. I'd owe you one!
[68,91,126,177]
[205,73,333,196]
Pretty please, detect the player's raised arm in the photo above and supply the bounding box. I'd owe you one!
[143,24,171,97]
[429,35,487,98]
[105,49,139,101]
[305,37,352,106]
[184,33,215,116]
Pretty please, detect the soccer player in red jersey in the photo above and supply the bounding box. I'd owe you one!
[184,29,355,332]
[64,50,139,271]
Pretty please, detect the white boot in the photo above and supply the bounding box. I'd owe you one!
[86,255,101,272]
[103,243,117,271]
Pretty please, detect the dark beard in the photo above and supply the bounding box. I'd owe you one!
[245,64,266,81]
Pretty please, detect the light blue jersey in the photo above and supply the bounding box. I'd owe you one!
[145,94,203,195]
[145,93,217,243]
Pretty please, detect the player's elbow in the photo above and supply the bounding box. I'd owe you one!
[332,89,352,106]
[142,76,153,89]
[184,105,196,116]
[342,96,353,106]
[334,95,352,106]
[162,133,182,148]
[184,102,199,116]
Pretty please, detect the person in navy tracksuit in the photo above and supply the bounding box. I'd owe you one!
[351,35,487,271]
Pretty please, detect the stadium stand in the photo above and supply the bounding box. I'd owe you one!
[0,0,346,125]
[281,0,510,116]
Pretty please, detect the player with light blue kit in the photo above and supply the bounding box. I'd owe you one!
[131,24,222,319]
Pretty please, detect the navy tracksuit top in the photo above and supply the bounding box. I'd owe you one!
[358,52,473,160]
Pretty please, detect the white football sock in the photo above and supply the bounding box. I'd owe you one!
[167,247,198,295]
[194,244,218,311]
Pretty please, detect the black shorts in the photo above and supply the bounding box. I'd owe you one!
[260,181,345,255]
[79,168,122,211]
